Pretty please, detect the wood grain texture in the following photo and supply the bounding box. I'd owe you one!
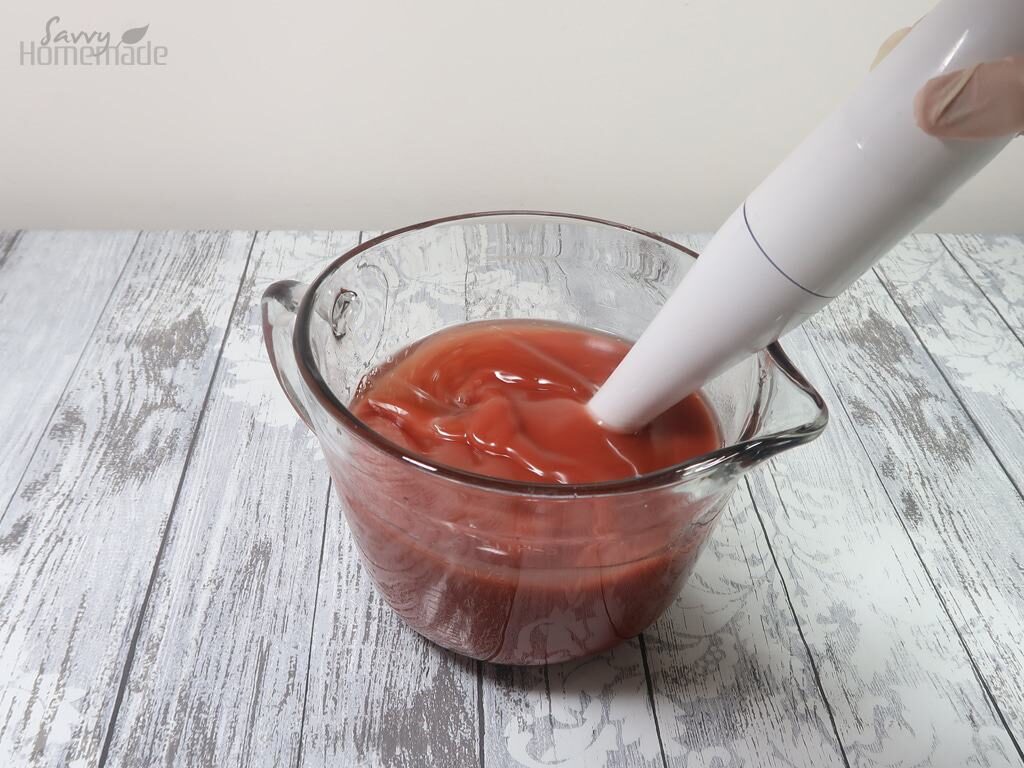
[300,232,482,768]
[482,642,663,768]
[0,231,24,269]
[939,235,1024,341]
[0,231,138,513]
[0,231,22,276]
[101,232,358,768]
[875,235,1024,494]
[788,242,1024,760]
[0,232,253,768]
[832,237,1024,746]
[749,323,1021,767]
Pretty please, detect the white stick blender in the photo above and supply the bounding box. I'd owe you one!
[589,0,1024,433]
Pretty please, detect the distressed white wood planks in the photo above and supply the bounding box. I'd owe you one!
[2,229,1023,768]
[482,641,663,768]
[875,235,1024,492]
[0,232,253,768]
[796,241,1024,754]
[939,234,1024,341]
[0,231,138,512]
[751,324,1020,767]
[300,231,482,767]
[102,232,358,767]
[853,235,1024,744]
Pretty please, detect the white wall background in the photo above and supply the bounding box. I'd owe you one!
[0,0,1020,232]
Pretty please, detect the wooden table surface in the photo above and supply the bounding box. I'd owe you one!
[1,230,1023,768]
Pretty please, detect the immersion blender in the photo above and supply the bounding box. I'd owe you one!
[589,0,1024,433]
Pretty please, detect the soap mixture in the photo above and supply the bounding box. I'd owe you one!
[335,320,723,663]
[350,320,718,483]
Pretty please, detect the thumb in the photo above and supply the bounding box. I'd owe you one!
[915,56,1024,139]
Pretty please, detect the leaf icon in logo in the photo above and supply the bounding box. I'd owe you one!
[121,24,149,45]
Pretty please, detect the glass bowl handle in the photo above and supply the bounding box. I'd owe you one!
[261,279,314,431]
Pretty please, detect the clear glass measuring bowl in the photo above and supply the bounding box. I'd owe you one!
[262,211,828,665]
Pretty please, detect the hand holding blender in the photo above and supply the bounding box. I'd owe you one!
[589,0,1024,433]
